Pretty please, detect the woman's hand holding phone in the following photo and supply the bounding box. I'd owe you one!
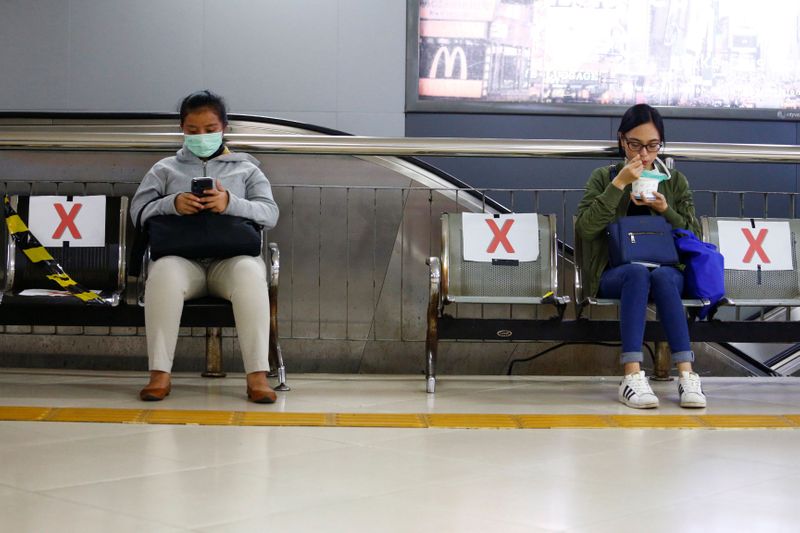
[199,180,229,213]
[175,191,204,214]
[175,177,227,214]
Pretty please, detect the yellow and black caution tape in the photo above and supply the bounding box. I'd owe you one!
[3,195,109,305]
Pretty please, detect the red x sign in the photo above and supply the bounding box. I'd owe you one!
[28,196,106,248]
[462,213,539,262]
[741,228,770,263]
[486,219,515,253]
[52,203,83,239]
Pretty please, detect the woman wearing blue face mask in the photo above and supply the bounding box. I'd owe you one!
[130,90,280,403]
[575,103,706,410]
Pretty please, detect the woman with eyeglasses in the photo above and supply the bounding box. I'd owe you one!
[575,103,706,409]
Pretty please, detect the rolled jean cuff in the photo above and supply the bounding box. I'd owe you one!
[620,351,644,364]
[672,350,695,364]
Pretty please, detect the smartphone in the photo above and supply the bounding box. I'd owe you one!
[191,177,215,197]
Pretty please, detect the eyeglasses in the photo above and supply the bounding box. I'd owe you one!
[624,137,663,153]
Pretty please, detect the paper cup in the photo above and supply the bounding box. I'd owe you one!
[632,177,659,200]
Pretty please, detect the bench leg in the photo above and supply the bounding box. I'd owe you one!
[202,327,226,378]
[426,332,437,394]
[268,286,290,392]
[269,339,290,392]
[425,258,441,394]
[651,341,673,381]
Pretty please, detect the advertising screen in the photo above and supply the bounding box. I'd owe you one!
[410,0,800,119]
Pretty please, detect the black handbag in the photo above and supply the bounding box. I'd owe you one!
[606,216,679,267]
[147,212,262,261]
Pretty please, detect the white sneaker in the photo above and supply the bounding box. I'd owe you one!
[678,371,707,408]
[618,371,659,409]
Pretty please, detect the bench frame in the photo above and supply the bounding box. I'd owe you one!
[0,194,289,391]
[425,213,569,393]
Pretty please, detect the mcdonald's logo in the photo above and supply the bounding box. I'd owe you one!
[429,46,468,80]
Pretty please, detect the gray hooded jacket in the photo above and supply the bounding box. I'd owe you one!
[130,146,279,229]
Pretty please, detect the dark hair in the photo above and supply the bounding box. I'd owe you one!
[617,103,665,157]
[178,90,228,126]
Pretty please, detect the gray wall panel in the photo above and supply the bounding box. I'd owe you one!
[205,0,338,112]
[67,0,203,110]
[337,112,406,137]
[337,0,406,113]
[0,1,70,110]
[1,0,406,135]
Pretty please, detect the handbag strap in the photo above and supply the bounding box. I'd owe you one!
[136,196,161,229]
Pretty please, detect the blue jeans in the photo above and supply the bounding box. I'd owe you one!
[598,264,694,365]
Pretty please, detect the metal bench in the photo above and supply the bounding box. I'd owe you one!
[425,212,568,392]
[702,216,800,312]
[0,193,288,391]
[573,215,710,319]
[3,194,127,306]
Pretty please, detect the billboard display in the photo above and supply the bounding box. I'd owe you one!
[410,0,800,119]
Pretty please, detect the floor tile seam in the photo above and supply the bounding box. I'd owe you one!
[290,427,463,448]
[35,462,215,494]
[359,440,531,472]
[0,425,197,454]
[245,473,540,528]
[677,448,800,473]
[568,497,708,531]
[186,469,440,529]
[14,484,189,530]
[360,443,561,478]
[191,492,389,531]
[703,471,800,498]
[182,507,287,532]
[563,481,770,532]
[153,441,357,471]
[358,477,579,531]
[0,480,46,499]
[0,431,167,453]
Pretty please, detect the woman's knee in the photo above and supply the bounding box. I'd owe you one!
[650,267,683,291]
[228,256,267,284]
[620,263,650,286]
[211,256,268,300]
[146,257,194,294]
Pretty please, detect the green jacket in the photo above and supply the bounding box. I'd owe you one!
[575,163,701,298]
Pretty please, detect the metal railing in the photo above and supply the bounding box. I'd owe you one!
[2,132,800,163]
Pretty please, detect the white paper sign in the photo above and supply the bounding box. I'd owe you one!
[717,220,793,271]
[462,213,539,262]
[28,196,106,248]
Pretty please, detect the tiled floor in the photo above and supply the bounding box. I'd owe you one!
[1,369,800,532]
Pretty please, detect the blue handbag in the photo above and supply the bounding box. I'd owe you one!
[672,229,725,319]
[606,216,679,267]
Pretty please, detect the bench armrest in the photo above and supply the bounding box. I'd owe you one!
[426,256,442,316]
[268,242,279,289]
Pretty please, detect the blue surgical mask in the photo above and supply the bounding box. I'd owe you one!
[184,131,223,158]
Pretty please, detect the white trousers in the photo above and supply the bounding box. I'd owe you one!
[144,255,270,374]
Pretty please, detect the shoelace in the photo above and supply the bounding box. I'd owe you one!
[627,374,654,395]
[680,373,702,393]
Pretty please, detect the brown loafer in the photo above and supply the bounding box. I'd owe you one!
[139,384,171,402]
[247,386,277,404]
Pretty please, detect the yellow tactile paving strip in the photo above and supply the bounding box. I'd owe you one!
[2,406,800,429]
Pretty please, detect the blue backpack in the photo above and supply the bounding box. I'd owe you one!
[672,229,725,319]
